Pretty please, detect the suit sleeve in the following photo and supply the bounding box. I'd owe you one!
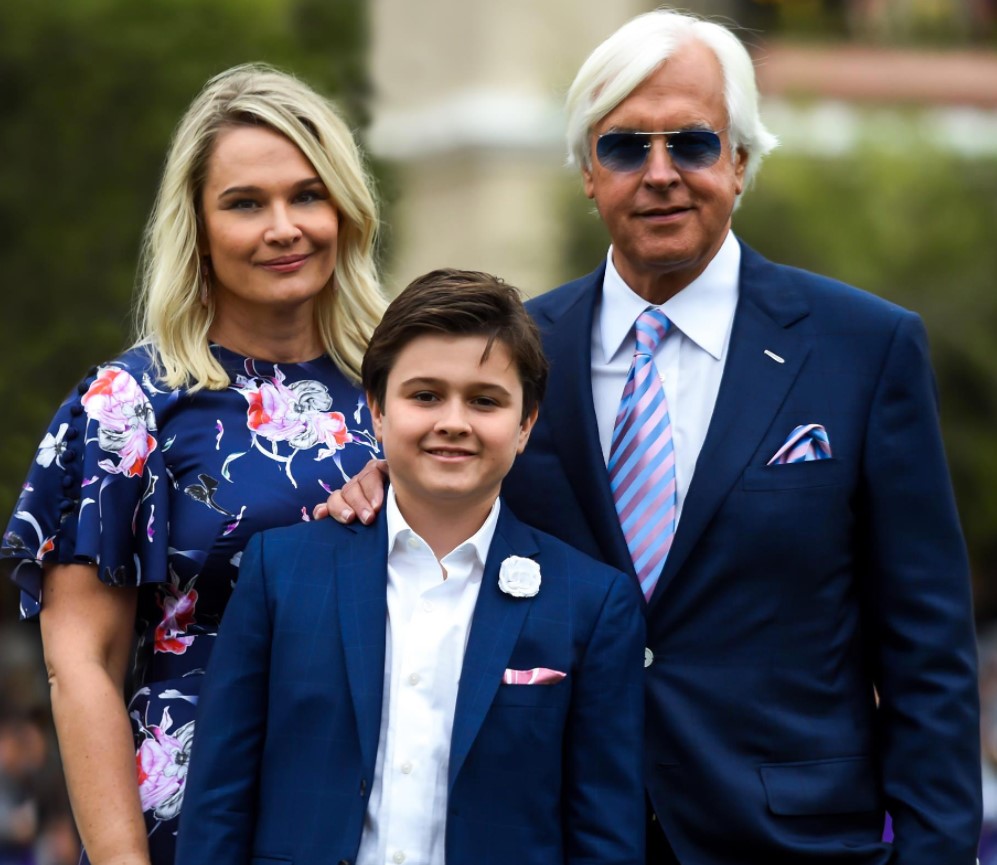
[175,532,274,865]
[860,312,981,864]
[563,569,646,865]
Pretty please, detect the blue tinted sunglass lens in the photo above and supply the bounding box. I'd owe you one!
[595,131,723,172]
[669,131,722,169]
[596,134,649,171]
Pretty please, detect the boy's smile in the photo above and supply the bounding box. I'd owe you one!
[369,333,537,532]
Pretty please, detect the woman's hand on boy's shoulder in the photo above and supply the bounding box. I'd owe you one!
[313,458,389,524]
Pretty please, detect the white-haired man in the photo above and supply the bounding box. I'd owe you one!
[325,9,982,863]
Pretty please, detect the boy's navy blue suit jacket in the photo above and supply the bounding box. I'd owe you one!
[502,240,982,864]
[176,502,645,865]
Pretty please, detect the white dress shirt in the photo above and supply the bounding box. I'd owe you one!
[591,230,741,527]
[356,487,499,865]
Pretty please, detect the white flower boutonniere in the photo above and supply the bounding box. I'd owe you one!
[498,556,541,598]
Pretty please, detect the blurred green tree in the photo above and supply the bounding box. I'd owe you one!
[560,146,997,620]
[0,0,368,617]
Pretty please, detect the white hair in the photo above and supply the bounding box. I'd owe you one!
[565,8,778,194]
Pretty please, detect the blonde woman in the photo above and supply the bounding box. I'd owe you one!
[2,64,385,865]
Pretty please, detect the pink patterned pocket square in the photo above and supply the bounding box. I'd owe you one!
[502,667,567,685]
[767,423,832,466]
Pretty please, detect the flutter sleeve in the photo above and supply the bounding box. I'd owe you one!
[2,357,170,618]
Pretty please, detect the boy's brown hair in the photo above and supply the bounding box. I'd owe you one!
[361,268,548,421]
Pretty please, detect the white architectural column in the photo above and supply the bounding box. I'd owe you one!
[367,0,651,296]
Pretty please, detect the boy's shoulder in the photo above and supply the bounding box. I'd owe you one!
[253,515,376,557]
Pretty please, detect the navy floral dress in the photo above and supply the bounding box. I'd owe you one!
[1,343,378,864]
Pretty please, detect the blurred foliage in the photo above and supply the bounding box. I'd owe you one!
[732,0,997,46]
[561,146,997,620]
[0,0,369,619]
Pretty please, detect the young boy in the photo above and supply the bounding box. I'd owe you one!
[176,269,645,865]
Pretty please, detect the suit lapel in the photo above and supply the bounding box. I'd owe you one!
[536,266,635,576]
[649,243,811,607]
[335,518,389,774]
[448,506,540,788]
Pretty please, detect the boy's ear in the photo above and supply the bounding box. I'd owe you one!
[366,392,384,442]
[516,404,539,455]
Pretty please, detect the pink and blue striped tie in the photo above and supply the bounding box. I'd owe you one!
[609,308,676,600]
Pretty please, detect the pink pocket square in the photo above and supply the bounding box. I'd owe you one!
[502,667,566,685]
[767,423,832,466]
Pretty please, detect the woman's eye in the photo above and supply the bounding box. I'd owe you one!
[229,198,259,211]
[296,188,328,204]
[411,392,438,403]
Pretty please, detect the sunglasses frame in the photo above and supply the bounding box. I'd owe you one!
[595,128,728,173]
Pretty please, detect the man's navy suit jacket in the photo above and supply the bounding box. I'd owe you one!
[503,241,982,864]
[175,503,645,865]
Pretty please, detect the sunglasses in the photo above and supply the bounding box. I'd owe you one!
[595,129,726,173]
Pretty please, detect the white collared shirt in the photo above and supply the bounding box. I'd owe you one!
[356,487,499,865]
[591,230,740,527]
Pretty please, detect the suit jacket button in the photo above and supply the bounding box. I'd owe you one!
[644,648,654,668]
[338,860,350,865]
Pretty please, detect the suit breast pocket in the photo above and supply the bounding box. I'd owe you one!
[742,458,848,491]
[490,679,569,709]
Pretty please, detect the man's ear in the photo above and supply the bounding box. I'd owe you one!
[516,404,540,455]
[367,393,384,442]
[581,162,596,200]
[733,146,748,196]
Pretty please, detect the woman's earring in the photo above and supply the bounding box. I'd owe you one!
[199,259,210,307]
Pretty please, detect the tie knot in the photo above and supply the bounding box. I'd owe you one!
[634,307,670,355]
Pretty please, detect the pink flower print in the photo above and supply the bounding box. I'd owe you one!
[154,586,198,655]
[242,369,308,442]
[81,368,157,477]
[135,714,194,820]
[310,409,353,452]
[239,370,350,449]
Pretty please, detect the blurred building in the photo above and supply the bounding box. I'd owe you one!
[366,0,655,295]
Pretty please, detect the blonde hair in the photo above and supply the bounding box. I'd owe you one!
[135,63,385,390]
[565,9,778,195]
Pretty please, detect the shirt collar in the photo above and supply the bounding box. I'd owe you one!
[385,485,501,566]
[598,230,741,363]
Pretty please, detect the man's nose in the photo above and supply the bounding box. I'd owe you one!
[642,137,681,188]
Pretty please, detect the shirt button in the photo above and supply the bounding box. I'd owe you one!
[400,761,413,774]
[406,536,420,550]
[393,852,405,864]
[422,600,433,612]
[408,673,420,686]
[644,648,654,668]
